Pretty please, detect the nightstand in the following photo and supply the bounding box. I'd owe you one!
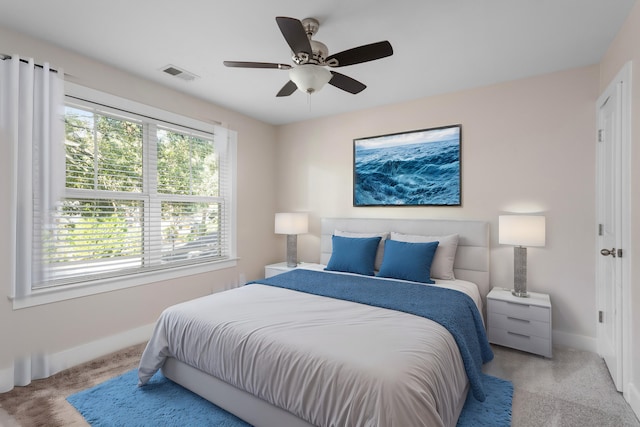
[487,287,552,358]
[264,262,325,278]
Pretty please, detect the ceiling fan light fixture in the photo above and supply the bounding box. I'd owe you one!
[289,64,332,94]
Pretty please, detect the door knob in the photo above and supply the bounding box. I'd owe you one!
[600,248,616,257]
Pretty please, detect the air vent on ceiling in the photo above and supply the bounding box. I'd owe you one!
[160,64,199,82]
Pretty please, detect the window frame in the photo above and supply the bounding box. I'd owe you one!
[12,82,237,309]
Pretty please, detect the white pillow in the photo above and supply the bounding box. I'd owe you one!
[390,232,459,280]
[334,230,388,271]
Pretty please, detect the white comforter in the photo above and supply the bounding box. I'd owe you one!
[138,276,481,427]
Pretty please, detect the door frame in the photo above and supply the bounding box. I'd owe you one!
[595,61,632,395]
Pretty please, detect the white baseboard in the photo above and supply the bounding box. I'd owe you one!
[552,329,598,353]
[48,323,156,374]
[0,322,155,393]
[627,382,640,421]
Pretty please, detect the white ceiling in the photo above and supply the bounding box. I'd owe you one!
[0,1,635,125]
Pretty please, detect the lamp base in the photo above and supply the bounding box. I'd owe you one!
[285,234,298,268]
[511,290,530,298]
[512,246,528,298]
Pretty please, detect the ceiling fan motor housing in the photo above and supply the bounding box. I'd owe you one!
[292,18,329,65]
[294,40,329,65]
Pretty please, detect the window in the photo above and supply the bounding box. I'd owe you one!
[20,83,236,304]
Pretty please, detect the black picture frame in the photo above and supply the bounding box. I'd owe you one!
[353,124,461,206]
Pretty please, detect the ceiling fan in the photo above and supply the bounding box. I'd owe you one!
[223,16,393,97]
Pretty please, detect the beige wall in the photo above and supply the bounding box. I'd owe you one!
[276,65,600,349]
[599,0,640,412]
[0,27,279,368]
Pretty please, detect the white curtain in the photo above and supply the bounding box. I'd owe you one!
[0,55,64,390]
[0,55,65,299]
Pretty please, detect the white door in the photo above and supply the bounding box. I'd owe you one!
[596,81,623,392]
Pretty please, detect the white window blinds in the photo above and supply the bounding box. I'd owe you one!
[33,96,234,289]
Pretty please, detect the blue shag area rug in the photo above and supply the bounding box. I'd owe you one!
[67,369,512,427]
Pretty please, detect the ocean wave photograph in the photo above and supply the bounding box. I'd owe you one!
[354,125,461,206]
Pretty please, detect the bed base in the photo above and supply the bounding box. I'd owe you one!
[162,357,314,427]
[162,356,469,427]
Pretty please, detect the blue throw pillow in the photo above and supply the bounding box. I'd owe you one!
[377,239,439,284]
[325,235,382,276]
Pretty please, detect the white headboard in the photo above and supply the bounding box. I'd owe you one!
[320,218,491,299]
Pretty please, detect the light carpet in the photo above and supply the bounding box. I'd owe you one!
[67,369,512,427]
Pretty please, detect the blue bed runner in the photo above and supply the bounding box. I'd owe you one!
[250,269,494,401]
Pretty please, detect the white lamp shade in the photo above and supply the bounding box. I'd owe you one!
[289,64,332,94]
[275,212,309,235]
[499,215,546,247]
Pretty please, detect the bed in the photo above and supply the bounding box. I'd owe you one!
[138,218,492,427]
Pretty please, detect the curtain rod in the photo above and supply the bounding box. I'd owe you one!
[1,53,60,73]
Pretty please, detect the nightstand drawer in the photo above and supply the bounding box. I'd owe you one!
[490,312,550,339]
[488,327,552,357]
[488,299,550,323]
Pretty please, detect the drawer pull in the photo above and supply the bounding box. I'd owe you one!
[507,331,531,339]
[507,316,530,323]
[506,301,530,308]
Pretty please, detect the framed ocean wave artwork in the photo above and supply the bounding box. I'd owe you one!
[353,124,461,206]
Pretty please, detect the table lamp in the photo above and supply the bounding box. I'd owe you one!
[499,215,546,297]
[275,213,309,267]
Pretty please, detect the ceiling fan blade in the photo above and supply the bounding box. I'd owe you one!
[276,16,312,56]
[276,80,298,97]
[223,61,292,70]
[328,72,366,94]
[326,41,393,67]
